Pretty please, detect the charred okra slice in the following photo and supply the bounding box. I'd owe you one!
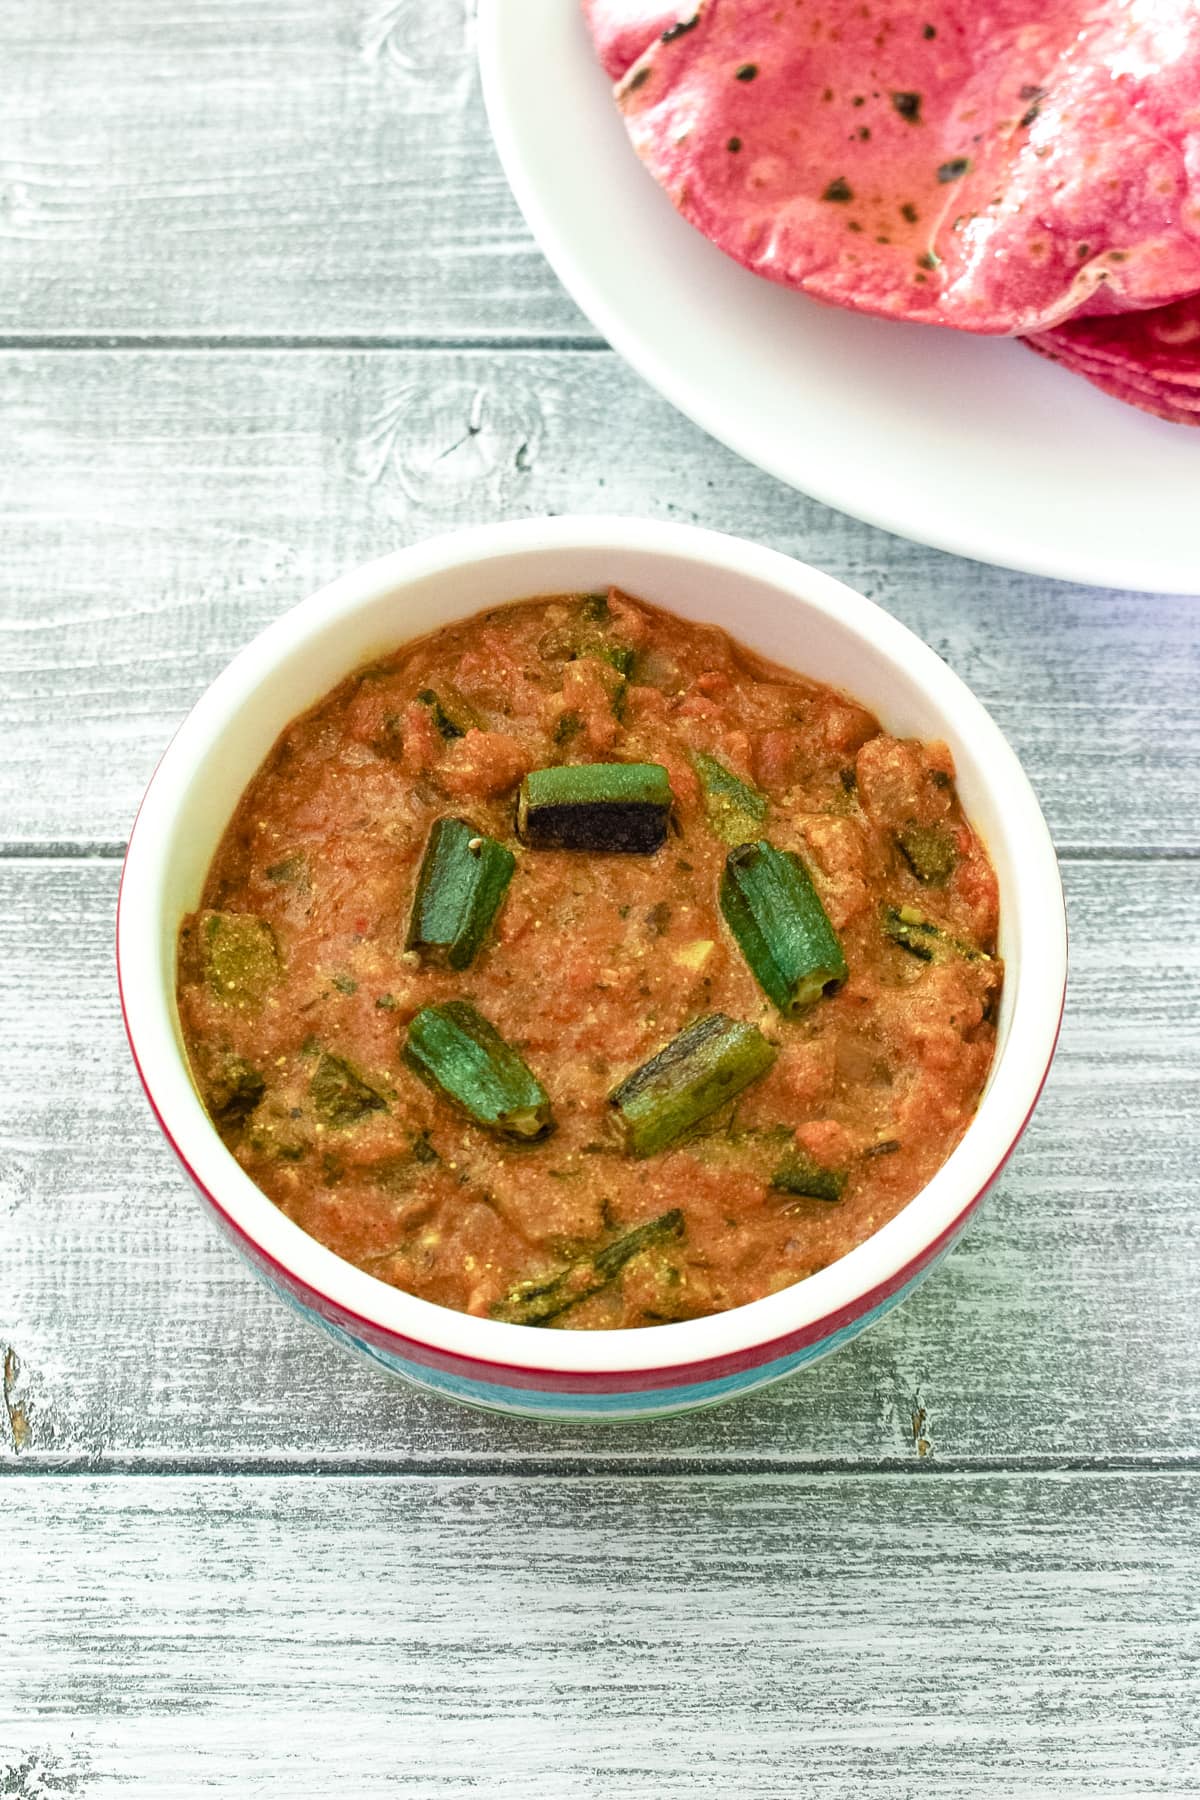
[403,1001,553,1141]
[720,841,848,1014]
[405,816,515,970]
[206,1053,267,1127]
[416,686,479,741]
[311,1053,389,1126]
[882,904,989,964]
[771,1146,847,1203]
[610,1013,777,1157]
[516,762,673,854]
[492,1209,686,1326]
[693,752,768,845]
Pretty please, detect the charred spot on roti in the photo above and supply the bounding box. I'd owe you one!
[823,176,854,203]
[891,91,922,123]
[937,157,970,182]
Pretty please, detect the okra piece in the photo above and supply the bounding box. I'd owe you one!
[897,823,958,885]
[538,594,636,677]
[403,1001,554,1141]
[405,816,515,970]
[694,752,768,845]
[416,686,479,741]
[720,841,848,1014]
[517,762,674,854]
[610,1013,778,1157]
[264,852,307,886]
[311,1052,389,1126]
[492,1209,685,1326]
[882,905,988,964]
[200,910,281,1008]
[207,1053,266,1127]
[771,1146,847,1203]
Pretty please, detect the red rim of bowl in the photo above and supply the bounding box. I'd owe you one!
[116,517,1069,1388]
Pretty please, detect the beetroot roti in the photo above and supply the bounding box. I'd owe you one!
[1026,296,1200,423]
[586,0,685,80]
[589,0,1200,335]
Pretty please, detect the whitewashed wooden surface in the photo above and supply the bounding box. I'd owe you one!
[2,1,1199,1792]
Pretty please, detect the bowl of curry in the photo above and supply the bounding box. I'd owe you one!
[118,517,1066,1420]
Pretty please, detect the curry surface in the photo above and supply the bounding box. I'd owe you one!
[177,591,1001,1328]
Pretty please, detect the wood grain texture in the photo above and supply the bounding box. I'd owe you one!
[0,0,584,339]
[1,349,1197,850]
[3,0,1196,1776]
[3,857,1197,1470]
[5,1472,1199,1796]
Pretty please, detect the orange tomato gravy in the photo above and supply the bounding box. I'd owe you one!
[177,591,1001,1329]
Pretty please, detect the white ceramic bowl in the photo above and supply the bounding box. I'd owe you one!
[118,517,1067,1420]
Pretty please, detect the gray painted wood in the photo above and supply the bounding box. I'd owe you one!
[0,349,1197,850]
[0,0,583,340]
[3,0,1198,1775]
[3,857,1196,1470]
[5,1472,1199,1795]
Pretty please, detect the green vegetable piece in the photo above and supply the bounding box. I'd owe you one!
[771,1147,847,1204]
[207,1054,266,1127]
[517,762,673,853]
[492,1210,685,1326]
[539,596,636,677]
[264,853,306,885]
[405,816,516,970]
[403,1001,554,1141]
[417,686,479,741]
[882,905,988,964]
[897,824,958,885]
[364,1131,440,1192]
[694,752,768,845]
[602,644,635,678]
[201,911,281,1007]
[610,1013,777,1157]
[719,841,848,1014]
[310,1053,389,1126]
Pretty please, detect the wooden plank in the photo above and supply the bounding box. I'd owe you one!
[2,856,1197,1470]
[0,0,583,339]
[4,1471,1198,1795]
[0,348,1197,850]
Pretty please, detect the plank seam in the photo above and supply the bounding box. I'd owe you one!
[0,334,609,354]
[4,1455,1199,1479]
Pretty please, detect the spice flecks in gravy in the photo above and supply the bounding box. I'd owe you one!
[177,591,1001,1329]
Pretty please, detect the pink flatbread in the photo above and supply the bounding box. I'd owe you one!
[588,0,1200,334]
[584,1,693,80]
[1026,333,1200,426]
[1031,293,1200,388]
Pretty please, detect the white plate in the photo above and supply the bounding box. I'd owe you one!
[478,0,1200,593]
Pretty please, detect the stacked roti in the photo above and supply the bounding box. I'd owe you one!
[584,0,1200,421]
